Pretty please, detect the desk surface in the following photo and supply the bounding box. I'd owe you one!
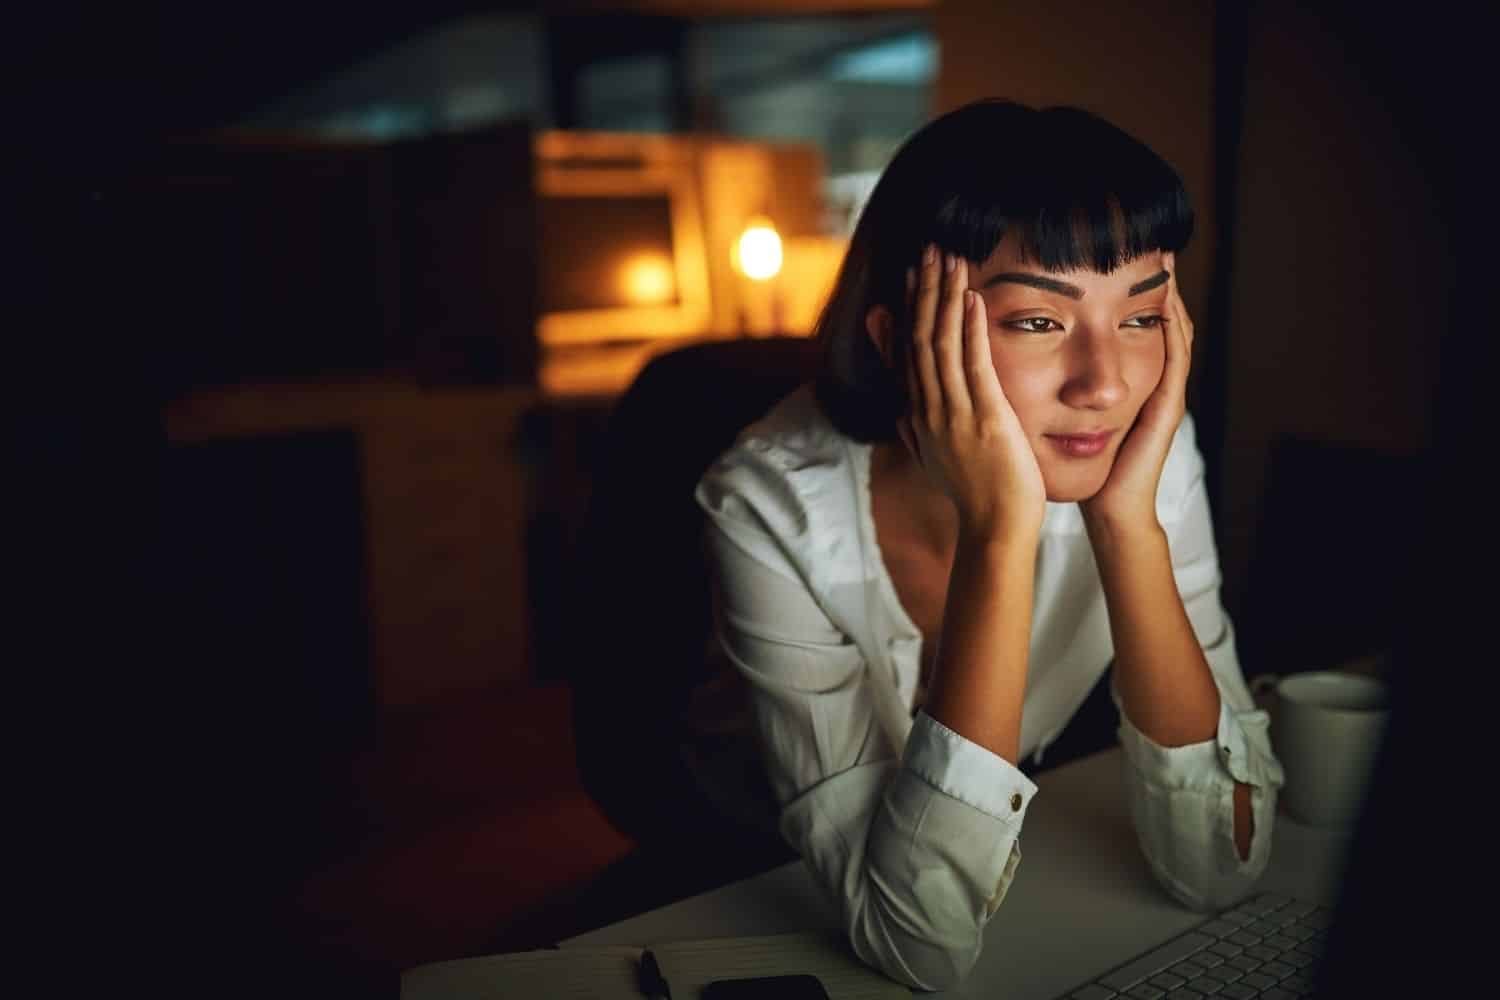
[563,746,1354,999]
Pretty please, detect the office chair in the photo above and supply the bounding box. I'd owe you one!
[568,336,820,868]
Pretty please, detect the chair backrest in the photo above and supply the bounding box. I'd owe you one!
[568,336,821,847]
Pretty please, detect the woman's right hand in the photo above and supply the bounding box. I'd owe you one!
[897,244,1046,543]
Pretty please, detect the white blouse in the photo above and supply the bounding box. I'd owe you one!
[692,384,1286,992]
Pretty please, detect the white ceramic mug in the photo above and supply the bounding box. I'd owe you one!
[1248,668,1391,830]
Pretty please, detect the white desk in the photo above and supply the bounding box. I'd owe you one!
[562,746,1355,999]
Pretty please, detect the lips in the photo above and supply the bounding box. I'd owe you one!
[1045,430,1116,458]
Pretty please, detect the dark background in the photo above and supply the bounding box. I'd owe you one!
[13,2,1484,997]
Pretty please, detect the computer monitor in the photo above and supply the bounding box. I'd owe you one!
[1309,280,1465,995]
[533,131,712,346]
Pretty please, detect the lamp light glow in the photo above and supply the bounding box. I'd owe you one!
[619,252,676,305]
[735,218,783,281]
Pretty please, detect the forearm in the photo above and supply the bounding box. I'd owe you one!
[1086,519,1219,745]
[923,527,1037,766]
[1087,516,1254,862]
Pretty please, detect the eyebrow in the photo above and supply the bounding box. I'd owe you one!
[980,269,1169,300]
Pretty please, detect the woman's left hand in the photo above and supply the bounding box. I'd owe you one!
[1080,252,1194,532]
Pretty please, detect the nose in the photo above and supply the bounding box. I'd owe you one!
[1058,327,1128,411]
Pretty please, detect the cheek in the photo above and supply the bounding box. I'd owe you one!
[1124,337,1167,402]
[989,352,1057,432]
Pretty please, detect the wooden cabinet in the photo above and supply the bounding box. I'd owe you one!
[165,381,541,712]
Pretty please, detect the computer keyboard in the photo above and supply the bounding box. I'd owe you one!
[1056,891,1330,999]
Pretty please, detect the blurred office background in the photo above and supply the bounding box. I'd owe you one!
[19,1,1471,997]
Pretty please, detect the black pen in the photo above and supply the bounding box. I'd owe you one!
[638,948,672,1000]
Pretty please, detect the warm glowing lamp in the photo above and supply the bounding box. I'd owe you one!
[619,252,677,305]
[735,217,783,281]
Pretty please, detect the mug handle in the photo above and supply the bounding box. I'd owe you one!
[1247,673,1280,710]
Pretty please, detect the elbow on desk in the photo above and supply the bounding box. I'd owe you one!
[845,879,986,992]
[1127,775,1278,914]
[847,917,980,993]
[1141,823,1273,914]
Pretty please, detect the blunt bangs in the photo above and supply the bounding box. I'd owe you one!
[873,102,1194,306]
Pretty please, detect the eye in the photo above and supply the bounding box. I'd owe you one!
[1004,317,1062,334]
[1123,314,1165,329]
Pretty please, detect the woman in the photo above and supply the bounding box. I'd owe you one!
[693,98,1285,991]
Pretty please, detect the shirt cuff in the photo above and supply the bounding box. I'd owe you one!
[903,710,1039,822]
[1113,677,1284,793]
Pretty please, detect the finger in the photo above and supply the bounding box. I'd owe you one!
[903,265,917,338]
[1165,253,1194,352]
[1160,266,1190,404]
[911,244,943,424]
[897,415,921,465]
[933,252,973,420]
[963,288,1006,419]
[1164,265,1188,364]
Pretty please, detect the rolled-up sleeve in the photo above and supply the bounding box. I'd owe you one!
[1112,449,1287,912]
[701,509,1036,992]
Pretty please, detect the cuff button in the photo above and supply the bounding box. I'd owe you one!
[1010,792,1023,811]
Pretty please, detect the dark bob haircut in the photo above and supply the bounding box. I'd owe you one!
[813,98,1195,443]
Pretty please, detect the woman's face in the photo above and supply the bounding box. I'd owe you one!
[966,235,1171,503]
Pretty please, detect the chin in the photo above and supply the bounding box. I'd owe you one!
[1045,486,1103,504]
[1041,466,1110,504]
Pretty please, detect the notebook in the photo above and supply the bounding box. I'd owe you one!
[399,930,912,999]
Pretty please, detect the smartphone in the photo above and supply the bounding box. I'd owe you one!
[700,974,831,1000]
